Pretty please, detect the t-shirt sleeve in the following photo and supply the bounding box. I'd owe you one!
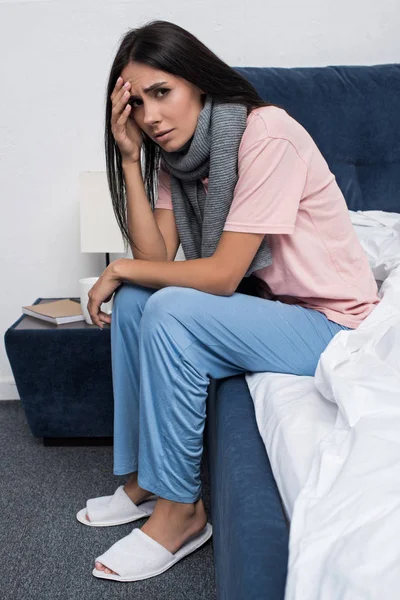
[154,163,173,210]
[223,131,308,235]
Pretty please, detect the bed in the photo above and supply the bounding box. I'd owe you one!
[246,209,400,599]
[205,63,400,600]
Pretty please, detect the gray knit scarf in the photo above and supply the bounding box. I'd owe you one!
[159,94,272,277]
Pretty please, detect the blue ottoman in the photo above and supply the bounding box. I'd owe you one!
[4,298,114,445]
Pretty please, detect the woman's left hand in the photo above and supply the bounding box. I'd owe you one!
[87,262,122,328]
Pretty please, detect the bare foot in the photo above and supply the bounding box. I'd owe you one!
[95,497,208,575]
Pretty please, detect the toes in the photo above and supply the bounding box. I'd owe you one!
[95,561,117,575]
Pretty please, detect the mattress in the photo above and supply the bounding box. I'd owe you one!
[246,371,336,521]
[246,209,400,599]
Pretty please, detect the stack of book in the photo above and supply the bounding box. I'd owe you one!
[22,299,85,325]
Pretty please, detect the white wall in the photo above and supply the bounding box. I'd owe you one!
[1,0,399,399]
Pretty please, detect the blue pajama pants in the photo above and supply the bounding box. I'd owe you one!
[110,282,350,504]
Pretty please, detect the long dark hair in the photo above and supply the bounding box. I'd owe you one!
[104,20,280,255]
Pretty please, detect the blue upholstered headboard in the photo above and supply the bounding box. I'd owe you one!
[235,64,400,213]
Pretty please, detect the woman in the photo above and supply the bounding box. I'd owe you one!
[76,20,380,582]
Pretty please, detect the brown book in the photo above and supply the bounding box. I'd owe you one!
[22,299,85,325]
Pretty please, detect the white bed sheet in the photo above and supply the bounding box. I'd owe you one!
[245,210,400,599]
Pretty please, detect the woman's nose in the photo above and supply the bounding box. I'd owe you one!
[143,110,161,127]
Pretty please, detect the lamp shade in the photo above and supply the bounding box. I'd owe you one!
[79,171,125,253]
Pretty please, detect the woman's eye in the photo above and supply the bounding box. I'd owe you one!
[130,88,169,109]
[156,88,169,98]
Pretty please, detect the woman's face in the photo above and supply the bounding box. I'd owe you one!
[120,61,205,152]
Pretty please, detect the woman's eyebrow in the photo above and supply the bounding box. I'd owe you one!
[130,81,168,99]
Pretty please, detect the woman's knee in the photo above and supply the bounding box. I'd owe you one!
[113,282,154,318]
[140,286,200,324]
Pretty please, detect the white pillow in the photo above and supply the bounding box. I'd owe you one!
[349,210,400,283]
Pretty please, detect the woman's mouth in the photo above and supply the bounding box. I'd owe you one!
[155,129,174,142]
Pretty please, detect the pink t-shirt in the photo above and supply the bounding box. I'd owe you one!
[155,105,381,329]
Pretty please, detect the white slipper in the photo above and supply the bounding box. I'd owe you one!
[92,522,213,581]
[76,486,157,527]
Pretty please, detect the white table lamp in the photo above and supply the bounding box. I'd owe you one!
[79,171,125,267]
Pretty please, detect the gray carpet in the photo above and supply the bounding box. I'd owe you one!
[0,401,216,600]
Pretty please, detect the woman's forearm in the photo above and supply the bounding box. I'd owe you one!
[123,160,167,261]
[112,257,232,296]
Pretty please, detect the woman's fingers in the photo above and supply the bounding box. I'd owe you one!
[110,77,123,103]
[110,77,127,103]
[102,313,112,324]
[87,300,97,327]
[109,76,140,161]
[111,79,131,127]
[87,300,101,328]
[87,297,112,327]
[113,87,129,117]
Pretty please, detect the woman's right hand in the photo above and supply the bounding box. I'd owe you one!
[110,77,143,163]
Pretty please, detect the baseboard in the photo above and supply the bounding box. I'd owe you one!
[0,377,20,401]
